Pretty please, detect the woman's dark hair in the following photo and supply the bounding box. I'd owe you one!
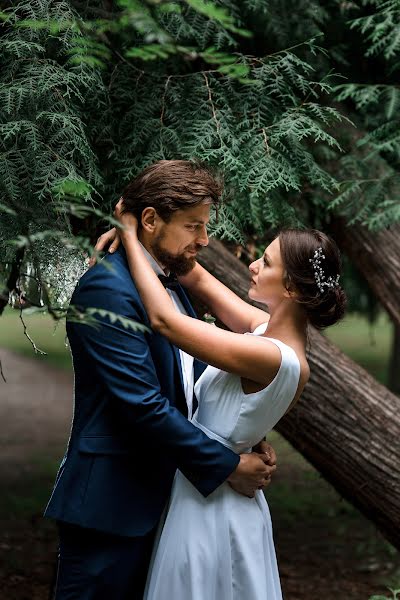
[121,160,223,223]
[278,229,347,330]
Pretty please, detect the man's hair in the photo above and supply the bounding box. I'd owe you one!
[121,160,223,223]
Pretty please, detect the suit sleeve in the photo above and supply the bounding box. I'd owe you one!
[68,280,239,497]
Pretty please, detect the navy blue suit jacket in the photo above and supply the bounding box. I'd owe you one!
[45,247,239,537]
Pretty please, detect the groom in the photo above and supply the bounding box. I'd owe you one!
[45,160,276,599]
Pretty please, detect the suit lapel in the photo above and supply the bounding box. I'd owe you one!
[171,341,184,391]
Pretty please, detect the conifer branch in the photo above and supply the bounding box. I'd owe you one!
[160,75,171,126]
[202,72,223,147]
[261,128,270,154]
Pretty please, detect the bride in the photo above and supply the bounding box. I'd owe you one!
[101,201,346,599]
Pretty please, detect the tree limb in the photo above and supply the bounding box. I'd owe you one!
[0,247,25,316]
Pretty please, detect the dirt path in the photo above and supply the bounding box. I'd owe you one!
[0,350,398,600]
[0,349,73,469]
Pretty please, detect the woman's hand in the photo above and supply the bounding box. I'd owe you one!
[90,228,120,267]
[89,199,137,268]
[113,198,139,240]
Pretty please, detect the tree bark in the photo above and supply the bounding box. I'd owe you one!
[0,247,25,316]
[331,219,400,328]
[198,238,400,551]
[388,323,400,396]
[330,218,400,395]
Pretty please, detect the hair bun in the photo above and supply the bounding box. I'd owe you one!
[308,286,347,330]
[279,229,347,331]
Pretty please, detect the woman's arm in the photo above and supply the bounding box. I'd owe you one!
[92,227,269,334]
[178,262,269,334]
[116,203,280,387]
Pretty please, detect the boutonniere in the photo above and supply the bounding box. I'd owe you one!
[202,312,216,325]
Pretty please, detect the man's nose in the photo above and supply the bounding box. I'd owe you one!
[196,225,209,247]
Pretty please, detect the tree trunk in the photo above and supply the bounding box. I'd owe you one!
[388,323,400,396]
[331,220,400,328]
[330,219,400,396]
[0,247,25,316]
[198,238,400,550]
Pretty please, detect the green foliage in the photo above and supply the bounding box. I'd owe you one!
[67,306,150,333]
[329,0,400,229]
[369,589,400,600]
[1,0,400,318]
[326,312,392,385]
[0,0,105,272]
[351,0,400,59]
[183,0,252,37]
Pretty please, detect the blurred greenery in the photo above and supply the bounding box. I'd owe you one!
[1,455,60,519]
[0,307,394,385]
[0,306,71,370]
[325,311,393,386]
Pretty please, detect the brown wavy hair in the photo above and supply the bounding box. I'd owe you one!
[121,160,223,223]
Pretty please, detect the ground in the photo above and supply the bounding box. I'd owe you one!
[1,346,398,600]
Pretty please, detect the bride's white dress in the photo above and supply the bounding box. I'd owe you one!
[144,323,301,600]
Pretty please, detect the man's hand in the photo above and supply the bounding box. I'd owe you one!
[227,452,276,498]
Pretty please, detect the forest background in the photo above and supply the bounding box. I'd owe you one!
[0,0,400,598]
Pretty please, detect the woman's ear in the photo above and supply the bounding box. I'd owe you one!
[283,273,299,299]
[283,286,299,300]
[141,207,158,233]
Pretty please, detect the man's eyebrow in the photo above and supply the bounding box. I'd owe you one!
[187,219,208,225]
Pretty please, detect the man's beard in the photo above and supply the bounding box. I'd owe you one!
[151,233,202,276]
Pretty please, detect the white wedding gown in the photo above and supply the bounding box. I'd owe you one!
[144,323,301,600]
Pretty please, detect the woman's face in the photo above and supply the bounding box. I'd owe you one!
[248,237,288,306]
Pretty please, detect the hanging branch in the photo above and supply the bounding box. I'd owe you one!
[18,307,47,356]
[203,72,224,149]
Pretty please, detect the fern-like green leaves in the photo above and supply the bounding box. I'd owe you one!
[2,0,400,320]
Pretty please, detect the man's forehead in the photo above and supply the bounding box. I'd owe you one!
[174,204,211,222]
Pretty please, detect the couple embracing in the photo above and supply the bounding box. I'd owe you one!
[45,160,346,599]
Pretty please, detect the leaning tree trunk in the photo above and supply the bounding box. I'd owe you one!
[0,247,25,316]
[331,219,400,395]
[388,324,400,396]
[198,239,400,550]
[331,219,400,328]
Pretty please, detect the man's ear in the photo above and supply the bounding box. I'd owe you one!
[141,207,158,233]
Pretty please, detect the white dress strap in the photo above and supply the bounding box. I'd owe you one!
[263,337,301,408]
[245,330,301,410]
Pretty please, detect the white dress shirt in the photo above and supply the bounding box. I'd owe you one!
[139,243,195,418]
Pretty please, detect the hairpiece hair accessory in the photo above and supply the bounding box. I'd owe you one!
[309,247,340,294]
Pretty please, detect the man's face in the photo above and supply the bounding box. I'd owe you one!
[150,203,210,275]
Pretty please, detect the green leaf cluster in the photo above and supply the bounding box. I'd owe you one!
[2,0,400,319]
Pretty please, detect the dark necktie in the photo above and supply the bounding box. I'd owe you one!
[158,273,180,290]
